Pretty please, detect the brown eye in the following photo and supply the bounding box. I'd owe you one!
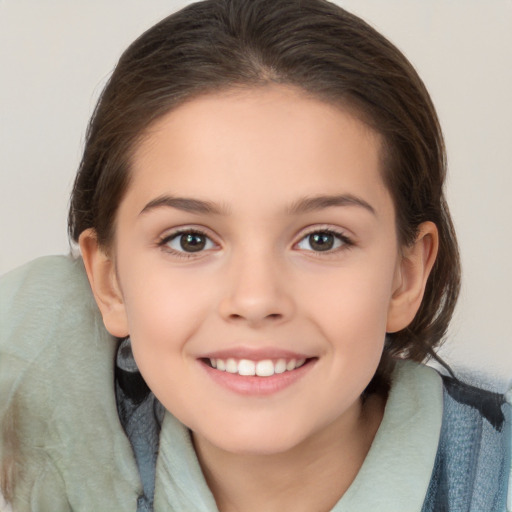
[296,230,350,253]
[163,230,215,253]
[308,232,335,251]
[180,233,207,252]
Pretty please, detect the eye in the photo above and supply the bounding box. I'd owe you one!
[296,230,350,252]
[161,230,216,254]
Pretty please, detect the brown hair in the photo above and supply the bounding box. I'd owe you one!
[68,0,460,392]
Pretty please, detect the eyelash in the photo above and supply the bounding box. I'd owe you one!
[157,228,217,259]
[295,228,354,255]
[157,227,354,259]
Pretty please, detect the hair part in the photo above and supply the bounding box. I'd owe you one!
[69,0,461,393]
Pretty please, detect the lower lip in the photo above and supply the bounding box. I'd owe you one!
[200,359,316,396]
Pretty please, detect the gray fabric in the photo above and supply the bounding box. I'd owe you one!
[422,377,511,511]
[331,362,443,511]
[116,338,165,512]
[0,256,142,512]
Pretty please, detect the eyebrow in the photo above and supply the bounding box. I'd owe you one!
[286,194,376,216]
[139,193,376,217]
[139,195,228,216]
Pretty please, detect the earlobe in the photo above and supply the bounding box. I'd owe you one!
[386,221,439,333]
[79,229,130,337]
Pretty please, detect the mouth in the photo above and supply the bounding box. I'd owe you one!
[201,357,313,377]
[198,354,317,395]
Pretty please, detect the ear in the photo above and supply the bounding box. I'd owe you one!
[386,221,439,333]
[79,229,129,338]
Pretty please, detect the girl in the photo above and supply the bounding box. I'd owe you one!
[0,0,509,510]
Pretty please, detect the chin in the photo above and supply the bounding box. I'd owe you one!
[196,421,315,457]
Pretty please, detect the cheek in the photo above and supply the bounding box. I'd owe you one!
[299,257,397,379]
[118,260,215,366]
[126,279,205,336]
[120,273,212,413]
[303,259,396,335]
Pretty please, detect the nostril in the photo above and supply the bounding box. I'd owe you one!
[227,312,282,322]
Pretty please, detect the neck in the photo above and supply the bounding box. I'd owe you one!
[193,393,385,512]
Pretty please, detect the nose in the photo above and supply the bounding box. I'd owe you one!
[218,249,295,327]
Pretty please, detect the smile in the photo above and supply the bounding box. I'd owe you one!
[200,354,316,396]
[208,357,307,377]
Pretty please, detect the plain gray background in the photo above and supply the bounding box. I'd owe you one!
[1,0,511,386]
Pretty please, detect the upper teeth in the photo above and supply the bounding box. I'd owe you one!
[210,358,306,377]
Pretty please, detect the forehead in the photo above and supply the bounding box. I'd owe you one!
[125,85,391,217]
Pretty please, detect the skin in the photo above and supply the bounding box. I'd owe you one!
[81,85,438,511]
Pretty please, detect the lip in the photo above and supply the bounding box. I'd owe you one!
[198,356,317,396]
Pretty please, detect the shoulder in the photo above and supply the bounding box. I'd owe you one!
[422,372,511,512]
[0,256,141,511]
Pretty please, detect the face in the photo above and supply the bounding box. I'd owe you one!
[108,86,405,455]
